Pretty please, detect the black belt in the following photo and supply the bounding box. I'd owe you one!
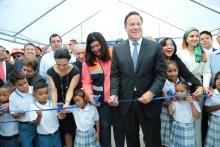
[19,121,32,125]
[38,130,58,136]
[0,134,19,140]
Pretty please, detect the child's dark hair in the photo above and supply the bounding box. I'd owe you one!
[165,60,179,69]
[213,71,220,89]
[0,81,15,93]
[176,81,190,91]
[73,89,85,99]
[33,82,48,91]
[0,79,4,87]
[9,70,26,84]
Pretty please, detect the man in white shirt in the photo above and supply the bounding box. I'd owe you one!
[39,34,75,82]
[0,46,13,82]
[200,31,217,57]
[68,39,77,54]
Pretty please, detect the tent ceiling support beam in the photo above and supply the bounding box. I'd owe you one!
[189,0,220,14]
[0,37,26,45]
[61,9,103,37]
[0,31,47,46]
[13,0,66,37]
[119,0,185,32]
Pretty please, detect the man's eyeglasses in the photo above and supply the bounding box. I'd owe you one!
[12,54,22,59]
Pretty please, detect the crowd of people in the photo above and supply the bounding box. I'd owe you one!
[0,11,220,147]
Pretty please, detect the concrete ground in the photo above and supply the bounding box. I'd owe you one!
[111,127,145,147]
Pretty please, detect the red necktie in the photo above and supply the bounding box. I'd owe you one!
[0,62,5,81]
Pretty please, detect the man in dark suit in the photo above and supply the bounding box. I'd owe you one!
[0,45,13,82]
[110,11,166,147]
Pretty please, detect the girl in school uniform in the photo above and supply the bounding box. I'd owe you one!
[160,60,180,147]
[204,71,220,146]
[168,81,201,147]
[60,89,100,147]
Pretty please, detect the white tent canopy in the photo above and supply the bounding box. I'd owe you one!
[0,0,219,48]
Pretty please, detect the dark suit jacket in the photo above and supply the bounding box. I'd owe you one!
[110,38,166,118]
[73,61,82,88]
[6,62,14,80]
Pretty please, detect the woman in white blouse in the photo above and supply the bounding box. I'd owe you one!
[177,27,211,147]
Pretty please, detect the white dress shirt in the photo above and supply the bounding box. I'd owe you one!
[0,60,6,82]
[129,38,142,57]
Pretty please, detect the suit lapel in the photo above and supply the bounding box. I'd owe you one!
[123,40,134,72]
[136,38,148,73]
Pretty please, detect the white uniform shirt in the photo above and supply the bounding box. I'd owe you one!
[177,49,211,87]
[9,86,34,122]
[0,112,18,136]
[163,78,180,95]
[0,61,6,82]
[172,100,201,123]
[28,99,59,135]
[204,89,220,116]
[70,104,99,131]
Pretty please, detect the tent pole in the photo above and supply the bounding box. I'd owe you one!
[0,31,46,46]
[189,0,220,14]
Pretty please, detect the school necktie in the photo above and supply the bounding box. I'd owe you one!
[0,62,5,81]
[132,42,138,71]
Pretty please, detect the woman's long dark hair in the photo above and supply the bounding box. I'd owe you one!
[160,37,177,59]
[85,32,111,66]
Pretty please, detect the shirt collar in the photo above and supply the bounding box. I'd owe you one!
[79,103,90,111]
[214,48,220,54]
[129,38,142,47]
[166,78,180,86]
[15,89,26,98]
[35,99,51,109]
[213,89,220,95]
[0,60,6,65]
[15,86,32,98]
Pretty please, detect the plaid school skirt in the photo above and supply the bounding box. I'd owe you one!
[169,120,195,147]
[160,104,173,146]
[204,114,220,147]
[74,128,100,147]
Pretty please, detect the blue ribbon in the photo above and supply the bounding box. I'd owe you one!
[0,105,79,114]
[93,95,100,105]
[0,93,208,122]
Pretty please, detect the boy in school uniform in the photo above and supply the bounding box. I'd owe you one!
[28,82,62,147]
[8,70,37,147]
[0,81,19,147]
